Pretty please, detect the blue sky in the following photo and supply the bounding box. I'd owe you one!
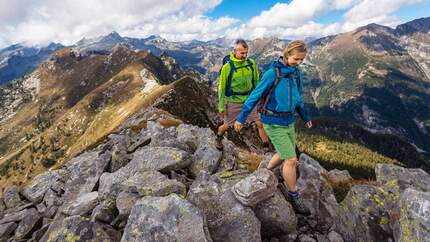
[208,0,430,27]
[0,0,429,47]
[207,0,292,21]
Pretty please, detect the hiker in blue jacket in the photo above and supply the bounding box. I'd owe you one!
[234,40,312,215]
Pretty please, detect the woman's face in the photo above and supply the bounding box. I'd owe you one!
[286,51,306,66]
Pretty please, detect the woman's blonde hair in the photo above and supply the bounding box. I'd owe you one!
[283,40,307,59]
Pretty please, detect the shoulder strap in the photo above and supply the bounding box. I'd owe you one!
[258,67,281,113]
[225,60,235,96]
[247,59,255,89]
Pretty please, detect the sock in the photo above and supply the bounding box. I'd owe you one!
[288,190,299,197]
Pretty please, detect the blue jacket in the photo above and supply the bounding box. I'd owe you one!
[237,59,310,126]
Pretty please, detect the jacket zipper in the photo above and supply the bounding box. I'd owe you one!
[289,75,293,111]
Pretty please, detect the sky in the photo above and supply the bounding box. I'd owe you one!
[0,0,429,48]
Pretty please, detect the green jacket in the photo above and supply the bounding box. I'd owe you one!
[218,52,260,113]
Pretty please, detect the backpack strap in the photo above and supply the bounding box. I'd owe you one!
[247,59,255,90]
[258,67,281,114]
[225,61,236,96]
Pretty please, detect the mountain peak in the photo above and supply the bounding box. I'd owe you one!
[395,17,430,36]
[102,31,124,42]
[355,23,394,34]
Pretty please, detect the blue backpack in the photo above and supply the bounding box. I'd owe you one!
[257,67,301,117]
[214,55,255,97]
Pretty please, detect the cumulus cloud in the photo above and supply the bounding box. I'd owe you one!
[228,0,427,40]
[0,0,236,47]
[0,0,427,48]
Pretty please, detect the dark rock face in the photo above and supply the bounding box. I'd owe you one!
[154,76,220,130]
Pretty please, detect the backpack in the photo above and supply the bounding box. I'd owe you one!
[257,67,301,117]
[217,55,256,97]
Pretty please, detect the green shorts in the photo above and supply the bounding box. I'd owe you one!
[263,123,296,160]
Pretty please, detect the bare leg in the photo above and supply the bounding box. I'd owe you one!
[266,153,283,170]
[217,123,229,136]
[282,157,298,192]
[255,120,269,144]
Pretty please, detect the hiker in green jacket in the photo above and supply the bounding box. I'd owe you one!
[216,39,269,150]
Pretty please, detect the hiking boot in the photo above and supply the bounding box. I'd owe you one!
[287,193,311,216]
[215,134,224,151]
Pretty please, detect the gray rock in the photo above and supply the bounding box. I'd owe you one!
[0,201,5,213]
[3,186,21,209]
[131,146,192,172]
[116,192,140,217]
[376,163,430,193]
[327,169,352,184]
[338,185,393,242]
[296,154,332,215]
[91,198,118,224]
[99,146,191,196]
[316,234,330,242]
[0,209,28,224]
[177,124,222,177]
[232,168,278,207]
[137,121,181,149]
[120,170,186,197]
[28,223,50,242]
[187,172,261,242]
[36,203,47,214]
[21,170,66,203]
[0,222,17,238]
[14,208,41,240]
[121,194,212,242]
[299,234,317,242]
[127,137,151,153]
[327,231,344,242]
[43,206,58,219]
[63,151,110,200]
[109,139,130,173]
[62,192,99,216]
[43,189,63,209]
[392,188,430,242]
[216,139,239,172]
[42,215,118,241]
[254,190,297,237]
[279,232,298,242]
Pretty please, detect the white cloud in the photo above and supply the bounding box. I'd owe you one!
[0,0,427,48]
[0,0,235,47]
[228,0,427,40]
[247,0,359,29]
[344,0,424,22]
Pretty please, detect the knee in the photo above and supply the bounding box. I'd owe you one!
[284,157,297,167]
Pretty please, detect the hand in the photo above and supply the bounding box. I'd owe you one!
[218,111,225,119]
[305,121,312,129]
[234,121,243,132]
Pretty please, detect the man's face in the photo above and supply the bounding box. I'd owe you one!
[234,45,248,60]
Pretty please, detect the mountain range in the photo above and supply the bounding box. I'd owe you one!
[0,17,429,191]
